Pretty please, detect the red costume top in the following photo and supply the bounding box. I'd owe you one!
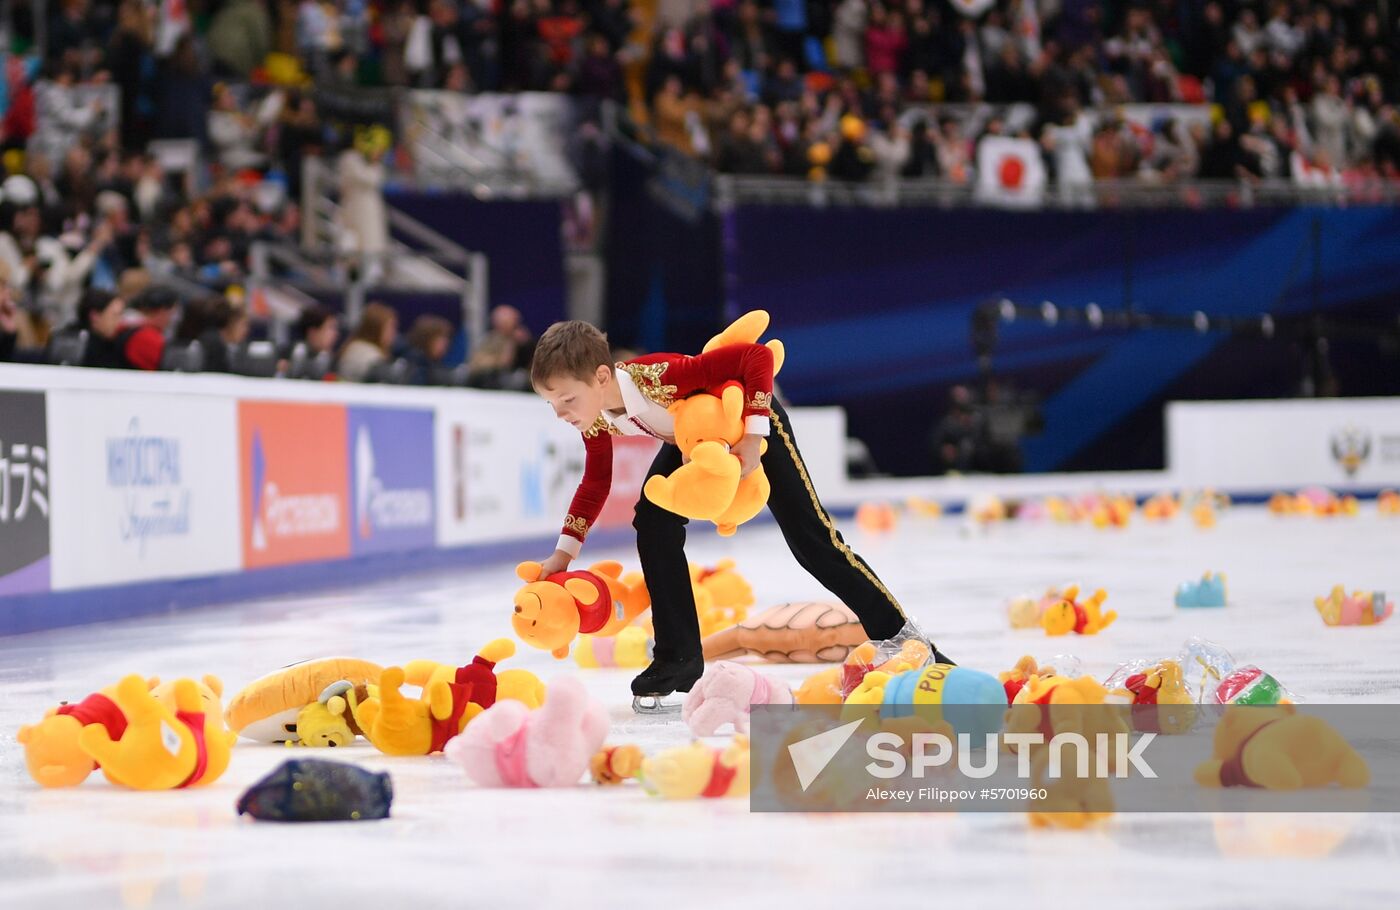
[555,346,775,557]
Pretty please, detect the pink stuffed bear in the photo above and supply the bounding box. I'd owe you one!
[682,661,793,736]
[444,675,608,787]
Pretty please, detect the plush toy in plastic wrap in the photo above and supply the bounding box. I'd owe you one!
[511,561,651,659]
[1314,586,1394,626]
[1176,572,1227,608]
[839,623,935,699]
[1104,659,1196,734]
[237,759,392,821]
[1179,637,1298,706]
[998,655,1081,703]
[1195,704,1368,790]
[1040,585,1116,636]
[640,736,750,800]
[1006,587,1074,630]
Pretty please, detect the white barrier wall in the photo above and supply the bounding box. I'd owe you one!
[1167,398,1400,490]
[0,365,849,604]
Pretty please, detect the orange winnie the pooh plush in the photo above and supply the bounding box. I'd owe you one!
[641,312,785,536]
[1195,704,1369,790]
[77,675,238,791]
[18,676,160,788]
[512,560,651,659]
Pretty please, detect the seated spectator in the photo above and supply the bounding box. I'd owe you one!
[120,286,180,370]
[0,263,18,362]
[70,289,129,369]
[405,314,454,385]
[337,301,398,381]
[293,305,341,359]
[184,297,250,373]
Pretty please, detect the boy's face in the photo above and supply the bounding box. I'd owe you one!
[537,365,611,430]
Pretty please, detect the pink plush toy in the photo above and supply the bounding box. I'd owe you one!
[444,675,608,788]
[682,661,794,736]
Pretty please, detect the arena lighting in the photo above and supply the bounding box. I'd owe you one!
[1040,302,1058,325]
[1085,304,1103,329]
[1194,311,1210,333]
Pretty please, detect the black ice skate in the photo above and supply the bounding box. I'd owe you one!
[630,653,704,715]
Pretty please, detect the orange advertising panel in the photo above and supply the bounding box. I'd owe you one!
[238,401,350,569]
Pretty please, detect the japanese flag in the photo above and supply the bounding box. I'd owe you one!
[974,136,1046,208]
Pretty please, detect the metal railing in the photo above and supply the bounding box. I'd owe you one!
[713,175,1400,210]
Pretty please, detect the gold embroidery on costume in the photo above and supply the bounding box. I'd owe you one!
[747,390,773,412]
[619,362,679,407]
[770,411,909,622]
[583,416,621,438]
[563,514,591,536]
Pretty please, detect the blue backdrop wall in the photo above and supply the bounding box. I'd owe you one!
[721,206,1400,475]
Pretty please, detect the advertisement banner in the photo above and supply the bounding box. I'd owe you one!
[0,391,50,596]
[1168,398,1400,488]
[47,392,240,590]
[348,407,436,555]
[435,396,582,547]
[239,401,350,569]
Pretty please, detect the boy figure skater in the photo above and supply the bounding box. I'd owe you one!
[531,320,951,711]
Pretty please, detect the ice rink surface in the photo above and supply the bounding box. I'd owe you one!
[2,506,1398,909]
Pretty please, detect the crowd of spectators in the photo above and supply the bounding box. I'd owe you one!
[641,0,1400,187]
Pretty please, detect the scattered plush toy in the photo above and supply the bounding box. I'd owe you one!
[400,651,546,710]
[1378,490,1400,515]
[1191,501,1217,529]
[967,494,1008,526]
[1314,585,1394,626]
[1003,674,1130,830]
[349,640,524,756]
[693,559,755,614]
[591,745,644,785]
[238,759,393,821]
[283,681,361,748]
[1176,572,1228,608]
[905,497,943,519]
[512,560,651,659]
[1007,587,1073,630]
[444,674,609,788]
[998,655,1076,703]
[840,630,933,699]
[1195,704,1369,790]
[855,501,897,534]
[77,675,238,791]
[690,561,752,638]
[18,676,161,788]
[574,626,653,669]
[1105,659,1196,734]
[794,666,844,704]
[1140,492,1179,521]
[682,662,794,736]
[1040,585,1116,636]
[703,601,868,663]
[844,663,1007,741]
[1176,637,1298,707]
[1089,494,1133,529]
[642,311,786,536]
[640,735,751,800]
[225,657,383,744]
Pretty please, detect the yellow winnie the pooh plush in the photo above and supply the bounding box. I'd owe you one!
[1195,704,1369,790]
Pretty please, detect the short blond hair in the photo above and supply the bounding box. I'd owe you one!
[530,320,611,387]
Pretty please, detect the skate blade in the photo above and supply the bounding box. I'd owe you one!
[632,695,682,715]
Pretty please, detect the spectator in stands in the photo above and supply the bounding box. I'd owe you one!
[294,305,341,359]
[119,286,179,370]
[338,301,398,381]
[71,289,127,369]
[405,314,454,384]
[0,262,18,362]
[337,127,390,285]
[486,303,535,370]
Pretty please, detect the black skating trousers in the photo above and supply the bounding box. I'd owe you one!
[632,398,914,661]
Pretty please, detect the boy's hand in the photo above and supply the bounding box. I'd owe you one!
[734,434,764,478]
[539,549,573,578]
